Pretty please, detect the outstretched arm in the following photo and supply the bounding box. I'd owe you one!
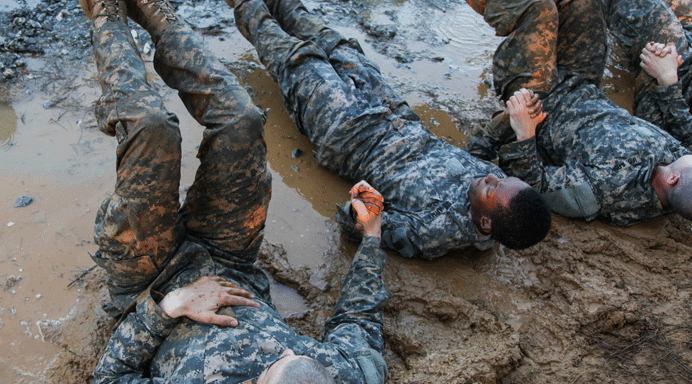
[94,277,259,384]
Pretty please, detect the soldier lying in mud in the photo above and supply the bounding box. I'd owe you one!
[80,0,389,382]
[464,0,692,225]
[230,0,552,260]
[607,0,692,149]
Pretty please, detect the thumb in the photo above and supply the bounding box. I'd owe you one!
[352,199,371,222]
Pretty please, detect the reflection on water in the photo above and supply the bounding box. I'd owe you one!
[0,102,17,146]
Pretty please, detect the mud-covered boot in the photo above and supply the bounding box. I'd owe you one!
[126,0,179,43]
[79,0,127,27]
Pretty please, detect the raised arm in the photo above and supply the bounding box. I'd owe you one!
[636,42,692,149]
[323,181,388,384]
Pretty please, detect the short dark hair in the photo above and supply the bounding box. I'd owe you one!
[669,169,692,220]
[271,357,336,384]
[490,187,552,249]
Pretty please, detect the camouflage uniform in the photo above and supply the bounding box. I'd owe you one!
[90,20,387,384]
[234,0,504,260]
[465,0,692,225]
[607,0,692,149]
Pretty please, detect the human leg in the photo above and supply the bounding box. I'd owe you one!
[554,0,608,85]
[150,20,272,262]
[467,0,558,100]
[260,0,415,119]
[90,18,184,312]
[234,0,392,169]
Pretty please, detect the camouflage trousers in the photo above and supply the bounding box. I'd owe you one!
[467,0,608,100]
[607,0,692,125]
[233,0,424,181]
[91,21,271,312]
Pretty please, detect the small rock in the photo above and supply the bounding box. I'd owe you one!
[3,69,15,79]
[7,222,15,227]
[291,165,299,172]
[13,17,26,26]
[60,48,69,55]
[14,195,33,208]
[291,148,304,158]
[35,294,41,299]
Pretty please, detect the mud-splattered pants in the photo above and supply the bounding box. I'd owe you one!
[466,0,608,100]
[91,20,271,312]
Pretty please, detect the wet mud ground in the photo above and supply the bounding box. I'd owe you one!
[1,0,691,383]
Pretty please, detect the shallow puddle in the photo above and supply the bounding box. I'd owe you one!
[0,102,17,146]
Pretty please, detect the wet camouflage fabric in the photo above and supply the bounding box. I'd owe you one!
[234,0,500,260]
[91,20,387,384]
[466,0,608,100]
[606,0,692,149]
[91,20,271,314]
[466,0,692,225]
[94,236,388,384]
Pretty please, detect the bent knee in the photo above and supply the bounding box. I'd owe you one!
[126,110,182,147]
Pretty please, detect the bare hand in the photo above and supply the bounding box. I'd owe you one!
[159,276,260,327]
[506,88,545,141]
[350,180,384,238]
[501,90,545,123]
[641,42,682,86]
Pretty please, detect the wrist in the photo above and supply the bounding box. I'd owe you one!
[158,290,183,318]
[658,72,678,86]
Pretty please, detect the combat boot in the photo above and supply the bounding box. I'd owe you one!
[79,0,127,26]
[126,0,179,43]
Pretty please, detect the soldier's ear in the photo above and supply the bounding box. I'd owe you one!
[480,215,492,234]
[666,172,681,187]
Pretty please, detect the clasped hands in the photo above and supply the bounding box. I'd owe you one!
[349,180,384,238]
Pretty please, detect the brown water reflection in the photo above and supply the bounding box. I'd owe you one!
[0,102,17,146]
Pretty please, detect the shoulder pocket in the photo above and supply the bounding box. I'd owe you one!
[543,182,600,220]
[355,349,388,384]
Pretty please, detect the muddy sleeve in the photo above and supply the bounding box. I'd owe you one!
[93,294,179,384]
[322,236,388,383]
[634,82,692,150]
[498,138,601,221]
[463,113,515,161]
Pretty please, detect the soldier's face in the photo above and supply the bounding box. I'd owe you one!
[468,174,528,231]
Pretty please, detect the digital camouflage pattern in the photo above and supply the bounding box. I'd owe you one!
[465,0,692,225]
[234,0,503,260]
[94,236,388,384]
[91,20,387,384]
[607,0,692,149]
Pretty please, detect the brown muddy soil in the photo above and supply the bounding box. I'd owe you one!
[1,0,691,383]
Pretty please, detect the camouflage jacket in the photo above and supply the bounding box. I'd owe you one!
[93,236,388,384]
[633,79,692,150]
[330,114,499,260]
[484,72,691,225]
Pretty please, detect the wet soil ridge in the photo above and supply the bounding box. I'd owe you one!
[3,0,692,383]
